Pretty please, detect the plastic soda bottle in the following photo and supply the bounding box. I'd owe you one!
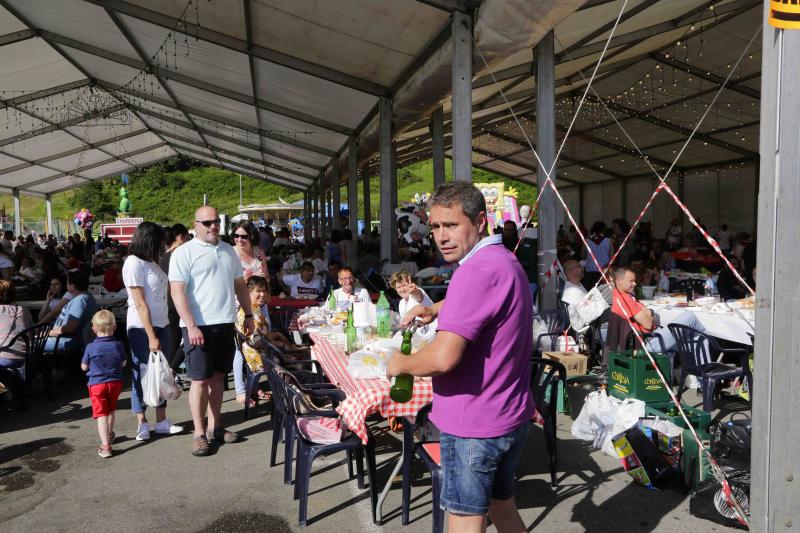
[390,330,414,403]
[345,308,358,354]
[376,291,391,338]
[327,289,336,311]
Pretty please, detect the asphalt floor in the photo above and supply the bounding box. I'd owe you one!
[0,376,748,532]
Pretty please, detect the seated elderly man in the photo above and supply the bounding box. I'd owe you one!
[610,267,704,353]
[44,271,97,354]
[561,259,588,307]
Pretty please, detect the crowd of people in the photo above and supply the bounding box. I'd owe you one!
[552,218,756,301]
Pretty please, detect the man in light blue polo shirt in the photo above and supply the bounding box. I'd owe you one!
[170,205,254,457]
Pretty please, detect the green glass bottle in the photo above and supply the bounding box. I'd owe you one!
[390,330,414,403]
[376,290,391,338]
[327,288,336,310]
[345,308,358,354]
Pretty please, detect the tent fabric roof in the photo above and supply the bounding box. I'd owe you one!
[0,0,762,198]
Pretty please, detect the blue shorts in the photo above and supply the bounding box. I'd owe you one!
[439,423,529,515]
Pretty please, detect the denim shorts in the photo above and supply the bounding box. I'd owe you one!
[439,423,529,515]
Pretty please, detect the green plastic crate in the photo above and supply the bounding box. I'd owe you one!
[680,428,713,489]
[645,401,712,432]
[608,350,671,403]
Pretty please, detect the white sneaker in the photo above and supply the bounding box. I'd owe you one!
[136,423,151,441]
[154,419,184,435]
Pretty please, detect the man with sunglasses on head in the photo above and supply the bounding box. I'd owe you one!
[169,206,254,457]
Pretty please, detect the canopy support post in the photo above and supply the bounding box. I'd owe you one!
[331,160,341,230]
[379,96,396,264]
[348,137,359,252]
[362,164,371,235]
[451,10,472,182]
[430,106,446,189]
[45,193,53,237]
[536,32,557,310]
[752,17,800,531]
[13,188,21,237]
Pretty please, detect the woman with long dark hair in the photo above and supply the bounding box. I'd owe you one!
[123,221,183,440]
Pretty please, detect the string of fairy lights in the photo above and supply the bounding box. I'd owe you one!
[0,0,321,186]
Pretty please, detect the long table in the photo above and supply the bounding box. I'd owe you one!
[310,333,435,522]
[309,333,433,444]
[646,302,755,345]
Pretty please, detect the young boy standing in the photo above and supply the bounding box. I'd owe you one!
[81,310,126,458]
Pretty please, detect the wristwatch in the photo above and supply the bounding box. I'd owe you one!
[244,313,253,319]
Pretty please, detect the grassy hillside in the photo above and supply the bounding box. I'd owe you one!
[2,157,536,228]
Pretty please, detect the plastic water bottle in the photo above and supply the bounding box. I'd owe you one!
[376,291,391,338]
[390,330,414,403]
[657,271,670,293]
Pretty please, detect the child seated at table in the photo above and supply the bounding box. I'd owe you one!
[388,270,434,322]
[236,276,309,370]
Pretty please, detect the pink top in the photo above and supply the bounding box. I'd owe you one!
[237,247,267,279]
[433,242,534,438]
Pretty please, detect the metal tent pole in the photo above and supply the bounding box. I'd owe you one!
[379,96,395,264]
[45,194,53,236]
[451,10,472,182]
[348,137,359,250]
[536,31,557,310]
[751,13,800,532]
[362,164,371,234]
[430,105,446,190]
[331,160,341,230]
[13,189,22,236]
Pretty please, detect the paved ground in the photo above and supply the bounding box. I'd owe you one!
[0,378,746,532]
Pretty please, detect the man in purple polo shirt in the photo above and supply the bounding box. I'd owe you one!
[387,182,533,533]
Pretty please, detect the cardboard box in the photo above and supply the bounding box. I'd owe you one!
[543,351,588,377]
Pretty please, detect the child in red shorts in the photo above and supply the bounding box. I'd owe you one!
[81,310,126,458]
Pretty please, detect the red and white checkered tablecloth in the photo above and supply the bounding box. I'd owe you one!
[310,333,434,444]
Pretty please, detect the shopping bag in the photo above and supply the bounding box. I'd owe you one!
[612,423,679,490]
[569,287,610,331]
[142,350,180,406]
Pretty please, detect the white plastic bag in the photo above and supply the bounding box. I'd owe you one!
[569,287,610,332]
[571,389,645,457]
[596,397,645,457]
[142,350,180,406]
[347,348,391,380]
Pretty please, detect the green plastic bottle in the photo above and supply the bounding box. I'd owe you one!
[345,308,358,354]
[390,330,414,403]
[376,291,391,338]
[327,288,336,310]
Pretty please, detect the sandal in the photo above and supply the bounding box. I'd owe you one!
[192,434,211,457]
[98,444,112,458]
[257,390,272,401]
[206,427,241,444]
[236,394,257,408]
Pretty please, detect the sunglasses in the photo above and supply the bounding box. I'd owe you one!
[195,219,221,227]
[233,233,249,240]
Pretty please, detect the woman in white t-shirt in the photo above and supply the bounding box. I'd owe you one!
[123,222,183,441]
[282,261,322,299]
[333,267,370,305]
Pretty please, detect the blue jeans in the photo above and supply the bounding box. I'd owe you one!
[439,423,530,515]
[44,335,79,354]
[233,346,247,395]
[648,310,706,353]
[128,327,171,414]
[0,357,25,381]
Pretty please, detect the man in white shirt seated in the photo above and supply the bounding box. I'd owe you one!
[389,270,434,321]
[281,261,322,299]
[561,259,588,307]
[333,267,370,305]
